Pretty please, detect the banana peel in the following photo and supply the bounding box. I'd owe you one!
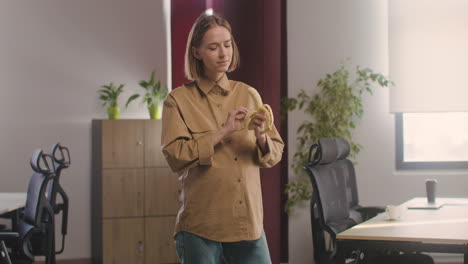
[245,87,274,134]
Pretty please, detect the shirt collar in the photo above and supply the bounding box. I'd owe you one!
[197,74,230,96]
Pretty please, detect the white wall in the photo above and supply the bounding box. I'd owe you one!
[288,1,468,263]
[0,0,170,259]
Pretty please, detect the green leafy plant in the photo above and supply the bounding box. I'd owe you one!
[126,71,168,109]
[282,62,392,215]
[98,82,125,107]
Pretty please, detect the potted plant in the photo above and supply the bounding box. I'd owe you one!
[282,61,392,214]
[98,82,125,120]
[126,71,168,119]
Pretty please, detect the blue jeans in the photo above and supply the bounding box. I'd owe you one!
[174,231,272,264]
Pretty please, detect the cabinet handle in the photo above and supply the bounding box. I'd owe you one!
[137,240,144,255]
[178,189,183,203]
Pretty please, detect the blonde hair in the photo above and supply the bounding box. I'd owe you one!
[184,13,240,80]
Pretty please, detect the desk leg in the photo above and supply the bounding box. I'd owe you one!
[464,245,468,264]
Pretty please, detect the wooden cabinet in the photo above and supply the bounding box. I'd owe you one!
[92,120,180,264]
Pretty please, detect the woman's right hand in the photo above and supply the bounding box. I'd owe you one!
[222,106,249,136]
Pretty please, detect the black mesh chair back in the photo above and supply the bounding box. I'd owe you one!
[329,139,363,223]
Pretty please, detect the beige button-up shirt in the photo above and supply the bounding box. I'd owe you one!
[161,74,284,242]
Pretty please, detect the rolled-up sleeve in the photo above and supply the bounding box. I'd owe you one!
[161,94,214,173]
[256,124,284,168]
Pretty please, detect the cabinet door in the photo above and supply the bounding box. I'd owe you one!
[145,168,180,216]
[102,169,144,218]
[144,120,168,168]
[145,216,179,264]
[102,120,145,168]
[103,218,144,264]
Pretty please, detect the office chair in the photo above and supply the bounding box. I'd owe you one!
[305,138,362,264]
[304,138,434,264]
[2,149,56,264]
[28,143,70,263]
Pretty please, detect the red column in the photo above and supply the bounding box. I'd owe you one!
[171,0,206,88]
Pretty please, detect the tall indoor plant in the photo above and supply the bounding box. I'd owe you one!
[126,71,168,119]
[282,62,392,214]
[98,82,125,120]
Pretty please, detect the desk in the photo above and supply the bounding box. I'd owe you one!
[0,192,26,231]
[0,193,26,215]
[337,197,468,264]
[0,192,25,264]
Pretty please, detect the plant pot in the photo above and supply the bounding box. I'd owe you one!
[107,106,120,120]
[148,105,161,120]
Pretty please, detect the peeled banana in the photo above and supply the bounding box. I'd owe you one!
[245,87,274,134]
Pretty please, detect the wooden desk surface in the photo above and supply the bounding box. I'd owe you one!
[0,192,26,215]
[337,197,468,244]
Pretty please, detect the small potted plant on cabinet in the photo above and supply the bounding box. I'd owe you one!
[126,71,168,119]
[98,82,125,120]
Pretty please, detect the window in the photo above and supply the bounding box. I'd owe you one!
[390,1,468,170]
[396,113,468,170]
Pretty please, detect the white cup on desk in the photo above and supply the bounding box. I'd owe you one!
[386,205,404,220]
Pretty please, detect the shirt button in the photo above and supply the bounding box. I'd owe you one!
[234,157,238,161]
[239,200,243,204]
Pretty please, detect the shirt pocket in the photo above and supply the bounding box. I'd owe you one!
[184,118,216,139]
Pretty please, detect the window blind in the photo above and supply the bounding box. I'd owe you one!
[389,0,468,112]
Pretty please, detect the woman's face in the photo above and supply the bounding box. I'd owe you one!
[193,25,233,79]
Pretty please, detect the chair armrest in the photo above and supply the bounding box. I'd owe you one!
[0,232,19,246]
[355,206,385,220]
[0,233,18,240]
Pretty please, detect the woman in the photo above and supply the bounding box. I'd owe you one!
[161,13,284,264]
